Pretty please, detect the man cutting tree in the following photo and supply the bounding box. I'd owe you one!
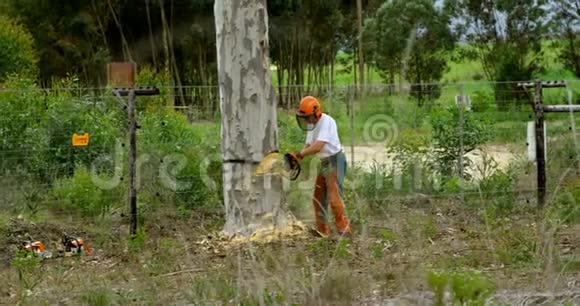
[287,96,352,238]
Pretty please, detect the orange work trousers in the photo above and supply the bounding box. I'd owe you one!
[312,151,351,236]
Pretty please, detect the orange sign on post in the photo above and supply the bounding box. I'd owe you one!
[72,133,90,146]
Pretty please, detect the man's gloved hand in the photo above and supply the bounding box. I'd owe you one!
[284,151,302,180]
[284,152,302,169]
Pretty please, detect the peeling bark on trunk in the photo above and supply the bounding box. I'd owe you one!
[214,0,286,236]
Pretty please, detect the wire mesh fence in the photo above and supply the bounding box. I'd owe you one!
[1,80,579,224]
[339,81,580,211]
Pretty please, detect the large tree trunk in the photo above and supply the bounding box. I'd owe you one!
[214,0,287,236]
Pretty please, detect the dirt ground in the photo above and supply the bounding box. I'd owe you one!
[1,143,578,304]
[1,202,578,305]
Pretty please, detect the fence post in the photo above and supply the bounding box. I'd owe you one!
[111,86,159,237]
[566,83,580,174]
[128,89,138,236]
[350,85,355,169]
[458,83,465,204]
[534,81,547,209]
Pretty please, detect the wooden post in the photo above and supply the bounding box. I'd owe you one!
[111,86,159,237]
[127,89,138,236]
[566,85,580,174]
[534,81,547,209]
[519,80,579,209]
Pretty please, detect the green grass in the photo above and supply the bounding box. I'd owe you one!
[443,58,485,83]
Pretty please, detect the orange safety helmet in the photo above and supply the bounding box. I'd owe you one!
[296,96,322,131]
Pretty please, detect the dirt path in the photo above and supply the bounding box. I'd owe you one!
[345,143,519,179]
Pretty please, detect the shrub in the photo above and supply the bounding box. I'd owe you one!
[128,227,147,253]
[430,106,491,179]
[356,162,393,207]
[450,270,495,305]
[389,128,429,170]
[138,109,222,209]
[426,270,448,306]
[476,164,518,213]
[135,65,172,112]
[426,269,495,306]
[11,249,43,300]
[50,166,123,217]
[471,90,494,113]
[1,75,222,218]
[0,16,38,82]
[0,78,123,182]
[0,78,48,173]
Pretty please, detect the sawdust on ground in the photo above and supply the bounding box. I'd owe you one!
[195,215,320,254]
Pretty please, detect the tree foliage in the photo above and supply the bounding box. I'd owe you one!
[0,16,38,82]
[552,0,580,78]
[2,0,112,85]
[363,0,455,103]
[0,0,576,93]
[445,0,548,108]
[269,0,351,106]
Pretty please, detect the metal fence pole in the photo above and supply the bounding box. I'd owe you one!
[458,83,465,204]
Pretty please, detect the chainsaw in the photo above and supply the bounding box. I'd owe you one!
[19,240,52,259]
[62,233,93,256]
[254,150,302,180]
[283,152,301,180]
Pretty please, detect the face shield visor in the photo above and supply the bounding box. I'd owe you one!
[296,113,317,131]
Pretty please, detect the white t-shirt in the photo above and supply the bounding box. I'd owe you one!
[305,114,342,158]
